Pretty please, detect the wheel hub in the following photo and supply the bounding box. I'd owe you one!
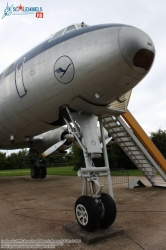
[76,204,88,226]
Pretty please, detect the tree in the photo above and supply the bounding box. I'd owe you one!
[0,152,7,170]
[17,149,29,168]
[7,153,21,169]
[150,129,166,158]
[71,144,85,171]
[0,149,29,170]
[108,144,136,170]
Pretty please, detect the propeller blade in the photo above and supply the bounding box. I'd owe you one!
[41,139,66,157]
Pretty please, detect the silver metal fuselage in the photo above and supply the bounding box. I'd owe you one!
[0,24,155,149]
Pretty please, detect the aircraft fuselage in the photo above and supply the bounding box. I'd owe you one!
[0,23,155,148]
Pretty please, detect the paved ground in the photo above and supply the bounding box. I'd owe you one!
[0,175,166,250]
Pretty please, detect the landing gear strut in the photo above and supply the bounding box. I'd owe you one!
[61,106,117,232]
[29,150,47,179]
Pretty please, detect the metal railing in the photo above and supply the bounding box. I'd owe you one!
[111,170,129,185]
[98,170,129,189]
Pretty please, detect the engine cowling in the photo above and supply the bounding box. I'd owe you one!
[32,127,74,154]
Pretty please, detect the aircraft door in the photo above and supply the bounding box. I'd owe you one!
[15,57,27,98]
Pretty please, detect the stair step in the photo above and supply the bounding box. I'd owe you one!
[140,172,155,176]
[152,183,166,187]
[113,135,128,138]
[111,130,125,134]
[134,158,149,160]
[138,165,153,168]
[139,166,154,170]
[128,152,143,155]
[119,140,132,143]
[103,119,116,124]
[108,124,122,129]
[122,146,138,150]
[153,176,166,181]
[123,144,137,147]
[137,169,154,173]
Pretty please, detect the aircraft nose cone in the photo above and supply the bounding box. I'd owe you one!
[119,27,155,73]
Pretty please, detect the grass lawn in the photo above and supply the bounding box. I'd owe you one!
[111,169,144,176]
[47,166,77,176]
[0,168,30,177]
[0,166,76,177]
[0,166,143,177]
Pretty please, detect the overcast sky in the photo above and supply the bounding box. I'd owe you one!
[0,0,166,136]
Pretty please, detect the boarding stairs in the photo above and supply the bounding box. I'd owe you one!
[102,110,166,187]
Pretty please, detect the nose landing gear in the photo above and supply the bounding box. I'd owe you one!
[62,106,117,232]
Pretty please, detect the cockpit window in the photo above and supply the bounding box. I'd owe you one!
[49,22,88,42]
[64,25,76,34]
[49,28,65,41]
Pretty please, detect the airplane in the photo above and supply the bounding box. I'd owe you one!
[0,22,155,231]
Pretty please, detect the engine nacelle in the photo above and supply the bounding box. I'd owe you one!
[32,127,73,154]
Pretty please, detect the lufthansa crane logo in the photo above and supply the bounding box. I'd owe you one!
[54,56,75,84]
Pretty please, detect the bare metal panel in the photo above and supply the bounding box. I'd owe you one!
[0,23,155,148]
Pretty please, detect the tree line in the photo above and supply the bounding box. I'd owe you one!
[0,129,166,170]
[0,150,28,170]
[0,150,72,170]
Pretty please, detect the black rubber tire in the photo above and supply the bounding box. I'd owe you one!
[39,166,47,179]
[31,166,39,179]
[75,195,101,232]
[100,193,117,228]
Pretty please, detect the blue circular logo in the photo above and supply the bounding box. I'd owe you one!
[54,56,75,84]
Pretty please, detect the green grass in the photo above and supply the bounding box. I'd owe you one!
[0,168,30,177]
[0,166,143,177]
[47,166,77,176]
[111,169,144,176]
[0,166,76,177]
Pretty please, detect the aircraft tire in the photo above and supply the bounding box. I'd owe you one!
[39,166,47,179]
[31,166,39,179]
[100,192,117,228]
[75,195,101,232]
